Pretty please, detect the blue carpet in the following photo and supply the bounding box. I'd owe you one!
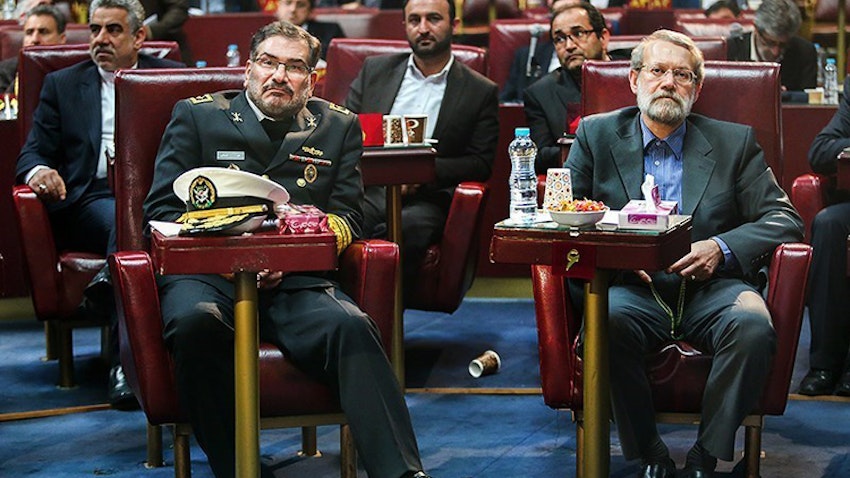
[2,299,849,477]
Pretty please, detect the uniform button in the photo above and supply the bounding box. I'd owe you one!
[654,160,661,166]
[296,178,307,187]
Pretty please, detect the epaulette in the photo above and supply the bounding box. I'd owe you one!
[326,213,353,254]
[328,103,351,115]
[188,94,214,105]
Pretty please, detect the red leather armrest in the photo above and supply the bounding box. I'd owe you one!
[791,173,834,243]
[12,185,61,317]
[339,239,399,352]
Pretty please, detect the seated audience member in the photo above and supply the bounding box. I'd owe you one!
[704,0,739,19]
[204,0,259,12]
[523,2,626,174]
[276,0,345,59]
[727,0,816,91]
[0,4,67,95]
[344,0,498,299]
[15,0,185,409]
[500,0,580,104]
[568,29,802,478]
[143,20,433,478]
[798,75,850,397]
[140,0,193,65]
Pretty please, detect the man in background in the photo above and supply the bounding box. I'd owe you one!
[0,4,67,94]
[345,0,498,300]
[704,0,740,19]
[727,0,816,91]
[15,0,184,409]
[276,0,345,59]
[140,0,193,65]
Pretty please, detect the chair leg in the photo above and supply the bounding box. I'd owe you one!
[744,424,762,478]
[57,325,75,388]
[340,424,357,478]
[576,419,584,478]
[100,325,111,363]
[300,426,319,457]
[44,322,57,361]
[174,423,192,478]
[145,422,165,468]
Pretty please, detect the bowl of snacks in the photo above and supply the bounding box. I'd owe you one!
[548,198,608,227]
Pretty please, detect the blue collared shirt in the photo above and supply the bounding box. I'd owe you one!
[639,117,737,270]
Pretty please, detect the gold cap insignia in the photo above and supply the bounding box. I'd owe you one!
[189,175,216,209]
[189,94,213,105]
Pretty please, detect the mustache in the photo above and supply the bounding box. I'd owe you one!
[649,90,685,106]
[416,33,435,43]
[263,82,294,95]
[92,46,113,55]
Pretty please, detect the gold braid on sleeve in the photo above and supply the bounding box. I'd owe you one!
[326,213,353,254]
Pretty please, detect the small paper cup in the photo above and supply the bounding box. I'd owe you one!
[468,350,501,378]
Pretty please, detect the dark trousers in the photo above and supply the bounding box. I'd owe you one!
[158,275,422,478]
[807,203,850,372]
[608,276,775,462]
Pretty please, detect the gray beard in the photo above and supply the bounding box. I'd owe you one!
[638,89,694,125]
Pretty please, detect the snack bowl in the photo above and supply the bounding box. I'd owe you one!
[548,207,609,227]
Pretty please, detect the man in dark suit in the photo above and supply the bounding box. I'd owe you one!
[15,0,184,409]
[500,33,556,104]
[797,75,850,397]
[344,0,498,298]
[140,0,193,65]
[143,20,431,478]
[568,30,802,478]
[276,0,345,59]
[726,0,816,92]
[523,2,624,174]
[0,4,67,94]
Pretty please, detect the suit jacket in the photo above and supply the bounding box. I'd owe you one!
[16,54,185,213]
[524,68,581,174]
[0,56,16,94]
[809,75,850,175]
[345,52,499,206]
[304,19,345,60]
[500,40,556,104]
[141,0,192,65]
[143,91,363,291]
[727,32,817,92]
[569,107,803,278]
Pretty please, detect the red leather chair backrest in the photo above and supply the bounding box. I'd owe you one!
[462,0,521,26]
[618,8,677,35]
[313,7,406,40]
[322,38,488,105]
[673,9,756,21]
[113,67,245,252]
[0,23,90,60]
[607,35,728,60]
[18,41,181,144]
[581,60,782,177]
[182,13,274,66]
[814,0,850,21]
[674,17,754,38]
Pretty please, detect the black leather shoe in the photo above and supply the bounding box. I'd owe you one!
[681,464,714,478]
[638,457,676,478]
[798,369,838,396]
[108,364,139,410]
[835,370,850,396]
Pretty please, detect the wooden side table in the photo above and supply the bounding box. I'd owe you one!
[151,230,338,478]
[490,217,692,478]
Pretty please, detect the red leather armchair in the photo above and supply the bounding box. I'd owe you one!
[0,24,90,61]
[533,61,811,478]
[674,18,754,38]
[10,42,180,388]
[323,38,490,313]
[110,67,398,477]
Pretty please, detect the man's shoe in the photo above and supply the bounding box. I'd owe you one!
[409,472,432,478]
[680,464,714,478]
[835,369,850,396]
[108,364,139,410]
[797,368,838,396]
[638,457,676,478]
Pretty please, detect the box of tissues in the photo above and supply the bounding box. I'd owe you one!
[618,174,679,231]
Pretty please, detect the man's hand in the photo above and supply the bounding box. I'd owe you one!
[28,168,66,202]
[666,239,723,281]
[257,270,284,290]
[400,184,420,197]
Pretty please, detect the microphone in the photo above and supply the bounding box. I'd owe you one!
[728,22,743,40]
[526,25,546,78]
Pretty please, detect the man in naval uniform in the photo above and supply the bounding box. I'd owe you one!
[143,20,431,478]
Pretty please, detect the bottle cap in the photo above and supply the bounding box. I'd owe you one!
[228,44,238,50]
[195,60,207,67]
[827,58,836,64]
[515,127,530,136]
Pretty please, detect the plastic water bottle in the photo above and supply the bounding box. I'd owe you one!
[824,58,839,105]
[225,44,240,67]
[2,0,14,20]
[508,127,538,224]
[815,43,826,88]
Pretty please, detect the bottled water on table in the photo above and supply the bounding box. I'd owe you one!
[814,43,826,88]
[508,127,538,224]
[225,44,241,67]
[824,58,839,106]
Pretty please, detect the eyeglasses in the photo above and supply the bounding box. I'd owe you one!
[638,65,697,85]
[552,29,599,47]
[253,54,313,79]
